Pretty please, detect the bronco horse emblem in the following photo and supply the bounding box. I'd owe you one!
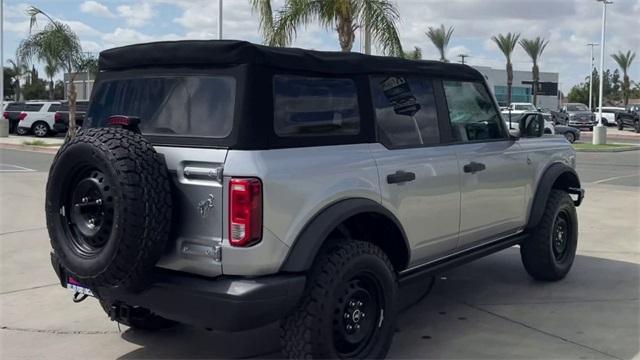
[197,194,215,218]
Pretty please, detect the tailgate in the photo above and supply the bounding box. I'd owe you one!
[155,147,227,277]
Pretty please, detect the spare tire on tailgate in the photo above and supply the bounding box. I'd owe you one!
[46,127,172,290]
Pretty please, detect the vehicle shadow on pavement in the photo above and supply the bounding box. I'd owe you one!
[117,248,639,359]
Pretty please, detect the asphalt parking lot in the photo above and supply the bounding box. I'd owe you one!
[0,148,638,359]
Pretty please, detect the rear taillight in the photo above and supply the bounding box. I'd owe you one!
[18,112,27,120]
[229,178,262,247]
[54,112,62,123]
[2,112,8,119]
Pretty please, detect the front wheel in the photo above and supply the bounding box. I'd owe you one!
[281,240,397,359]
[563,131,575,143]
[521,190,578,281]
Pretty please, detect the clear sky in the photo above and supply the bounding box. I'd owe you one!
[3,0,639,93]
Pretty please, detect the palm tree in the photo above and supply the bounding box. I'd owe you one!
[6,59,28,101]
[402,46,422,60]
[252,0,403,56]
[519,37,549,107]
[492,32,520,107]
[19,6,83,137]
[44,57,60,100]
[426,24,454,62]
[611,50,636,107]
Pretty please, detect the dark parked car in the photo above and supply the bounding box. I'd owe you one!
[53,101,90,133]
[554,125,581,143]
[616,105,640,133]
[557,103,595,130]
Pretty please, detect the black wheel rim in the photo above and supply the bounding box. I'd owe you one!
[552,210,571,262]
[564,132,574,142]
[332,272,384,358]
[62,168,115,258]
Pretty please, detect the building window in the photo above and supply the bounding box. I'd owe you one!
[493,85,531,105]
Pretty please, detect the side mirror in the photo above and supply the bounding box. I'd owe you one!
[519,114,544,138]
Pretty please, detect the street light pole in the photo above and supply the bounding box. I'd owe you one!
[218,0,223,40]
[593,0,611,145]
[586,43,599,111]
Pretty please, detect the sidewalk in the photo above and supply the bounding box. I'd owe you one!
[0,135,63,154]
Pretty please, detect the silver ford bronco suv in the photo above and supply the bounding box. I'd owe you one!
[47,40,584,359]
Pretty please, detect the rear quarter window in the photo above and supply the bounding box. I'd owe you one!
[273,75,360,137]
[86,76,236,138]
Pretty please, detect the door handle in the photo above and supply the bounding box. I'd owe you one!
[463,161,486,174]
[387,170,416,184]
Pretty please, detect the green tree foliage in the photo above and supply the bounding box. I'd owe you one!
[426,24,454,62]
[519,37,549,107]
[611,50,636,107]
[492,32,520,106]
[402,46,422,60]
[251,0,403,56]
[22,79,48,100]
[567,68,631,106]
[19,6,83,137]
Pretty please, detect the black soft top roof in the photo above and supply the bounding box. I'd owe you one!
[99,40,484,80]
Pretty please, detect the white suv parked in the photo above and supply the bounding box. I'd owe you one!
[12,101,61,137]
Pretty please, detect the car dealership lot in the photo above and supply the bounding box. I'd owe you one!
[0,148,638,359]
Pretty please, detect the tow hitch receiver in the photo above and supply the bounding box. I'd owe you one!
[107,303,131,322]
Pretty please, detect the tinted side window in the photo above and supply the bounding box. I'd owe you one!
[443,81,506,142]
[48,104,61,112]
[273,75,360,137]
[5,103,24,111]
[24,104,44,111]
[370,76,440,148]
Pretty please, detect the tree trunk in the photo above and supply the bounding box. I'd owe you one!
[67,72,78,139]
[532,63,539,106]
[336,15,355,52]
[440,49,446,62]
[507,61,513,106]
[623,73,630,107]
[49,77,54,100]
[15,80,22,102]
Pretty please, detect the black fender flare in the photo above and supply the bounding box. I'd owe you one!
[526,162,582,230]
[279,198,410,272]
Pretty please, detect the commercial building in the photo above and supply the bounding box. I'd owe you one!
[473,66,560,110]
[63,72,95,101]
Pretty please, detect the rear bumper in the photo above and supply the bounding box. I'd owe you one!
[51,252,306,332]
[53,123,68,133]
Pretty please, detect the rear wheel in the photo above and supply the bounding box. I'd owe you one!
[32,121,50,137]
[635,120,640,133]
[617,120,624,130]
[16,127,29,136]
[281,240,397,359]
[521,190,578,281]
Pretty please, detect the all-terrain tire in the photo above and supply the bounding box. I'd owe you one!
[99,300,177,331]
[46,127,172,290]
[520,190,578,281]
[281,240,397,359]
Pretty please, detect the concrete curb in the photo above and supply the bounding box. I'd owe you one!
[573,146,640,153]
[0,143,60,154]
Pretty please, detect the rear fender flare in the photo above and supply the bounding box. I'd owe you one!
[279,198,409,272]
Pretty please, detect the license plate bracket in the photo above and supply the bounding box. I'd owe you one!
[67,276,94,297]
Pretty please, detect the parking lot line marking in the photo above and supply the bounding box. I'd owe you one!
[592,173,640,184]
[0,163,36,172]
